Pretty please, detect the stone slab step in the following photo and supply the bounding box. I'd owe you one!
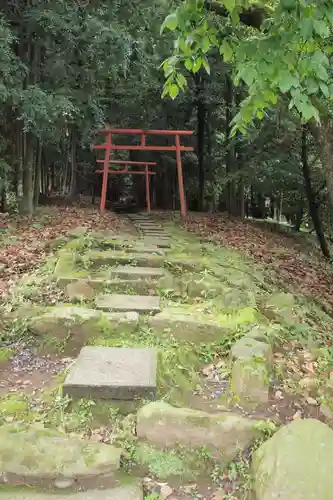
[86,250,164,268]
[143,239,171,249]
[95,293,161,314]
[63,346,157,400]
[100,242,165,255]
[1,485,143,499]
[148,309,225,341]
[110,266,166,279]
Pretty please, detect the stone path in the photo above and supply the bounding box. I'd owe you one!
[6,213,329,500]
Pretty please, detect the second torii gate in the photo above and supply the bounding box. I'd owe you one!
[93,128,194,216]
[95,160,157,212]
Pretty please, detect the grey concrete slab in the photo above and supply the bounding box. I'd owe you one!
[109,266,165,279]
[63,346,157,400]
[95,294,161,314]
[0,485,143,500]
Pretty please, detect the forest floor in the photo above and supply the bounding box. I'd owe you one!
[0,206,333,500]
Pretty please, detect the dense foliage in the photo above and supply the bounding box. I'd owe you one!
[0,0,332,256]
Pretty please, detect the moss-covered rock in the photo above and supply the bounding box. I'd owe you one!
[54,251,76,277]
[229,337,272,406]
[29,307,139,354]
[260,292,298,325]
[136,401,260,467]
[252,418,333,500]
[0,423,122,489]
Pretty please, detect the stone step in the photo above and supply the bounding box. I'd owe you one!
[105,279,158,295]
[63,346,157,401]
[86,250,164,268]
[100,242,165,255]
[143,239,171,249]
[148,309,224,342]
[29,307,139,350]
[109,266,166,280]
[95,294,161,314]
[1,486,143,500]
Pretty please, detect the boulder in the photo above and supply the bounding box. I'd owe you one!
[0,424,122,489]
[252,418,333,500]
[136,401,260,467]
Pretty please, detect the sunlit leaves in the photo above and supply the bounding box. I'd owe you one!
[161,0,333,129]
[219,40,233,61]
[160,12,178,33]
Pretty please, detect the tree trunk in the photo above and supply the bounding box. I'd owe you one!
[19,131,35,215]
[308,118,333,210]
[302,126,330,259]
[225,74,236,215]
[33,141,42,207]
[68,128,78,201]
[195,74,205,211]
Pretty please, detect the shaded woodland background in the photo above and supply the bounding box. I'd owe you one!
[0,0,332,257]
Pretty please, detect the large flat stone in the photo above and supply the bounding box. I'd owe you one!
[0,423,122,489]
[148,310,225,342]
[95,294,161,314]
[0,486,143,500]
[110,266,166,279]
[63,346,157,400]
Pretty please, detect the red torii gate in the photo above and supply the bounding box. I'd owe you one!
[93,128,194,216]
[95,159,157,212]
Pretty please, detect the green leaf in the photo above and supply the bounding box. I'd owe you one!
[201,36,211,54]
[242,67,256,86]
[202,55,210,75]
[219,40,233,62]
[313,19,330,38]
[279,73,299,93]
[316,63,329,81]
[169,84,179,99]
[184,58,193,71]
[224,0,235,13]
[176,73,187,90]
[296,101,318,122]
[256,110,264,119]
[320,82,329,98]
[160,13,178,34]
[300,18,313,38]
[192,56,202,73]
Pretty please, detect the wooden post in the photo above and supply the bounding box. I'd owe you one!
[100,132,112,213]
[175,134,186,217]
[145,165,151,212]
